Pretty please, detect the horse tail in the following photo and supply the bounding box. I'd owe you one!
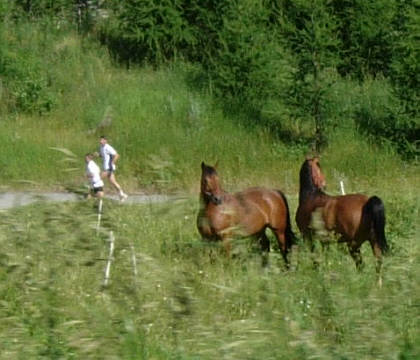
[277,190,297,250]
[364,196,388,254]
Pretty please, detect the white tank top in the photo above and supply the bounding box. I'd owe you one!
[86,160,104,188]
[100,143,117,171]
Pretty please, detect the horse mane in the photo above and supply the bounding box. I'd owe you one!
[299,159,325,201]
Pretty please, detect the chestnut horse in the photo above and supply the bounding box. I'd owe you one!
[197,162,295,265]
[296,157,388,274]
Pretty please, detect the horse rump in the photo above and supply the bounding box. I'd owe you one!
[276,190,297,251]
[363,196,389,254]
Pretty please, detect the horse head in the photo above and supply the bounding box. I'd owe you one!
[299,156,326,197]
[309,157,326,189]
[200,162,223,205]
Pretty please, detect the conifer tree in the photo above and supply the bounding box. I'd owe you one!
[279,0,341,151]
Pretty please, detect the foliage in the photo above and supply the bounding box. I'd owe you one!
[100,0,197,65]
[1,0,106,33]
[390,0,420,125]
[354,80,419,159]
[100,0,289,114]
[0,0,419,159]
[197,0,294,115]
[331,0,397,78]
[277,0,341,151]
[0,23,56,114]
[97,0,419,156]
[12,0,72,17]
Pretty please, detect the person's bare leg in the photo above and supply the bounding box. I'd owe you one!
[108,172,127,200]
[108,173,121,192]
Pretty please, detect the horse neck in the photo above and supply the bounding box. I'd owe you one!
[299,163,321,202]
[298,172,327,203]
[299,184,330,203]
[199,185,227,204]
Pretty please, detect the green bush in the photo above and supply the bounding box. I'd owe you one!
[331,0,396,78]
[354,79,419,159]
[100,0,197,65]
[390,0,420,133]
[199,0,294,115]
[0,25,56,114]
[277,0,341,151]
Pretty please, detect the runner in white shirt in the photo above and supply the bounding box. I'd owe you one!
[99,135,128,201]
[85,153,104,198]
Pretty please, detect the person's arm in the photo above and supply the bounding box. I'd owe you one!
[112,152,120,166]
[86,163,94,178]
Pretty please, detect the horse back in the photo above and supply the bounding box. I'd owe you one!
[325,194,369,238]
[234,187,289,227]
[197,186,290,239]
[236,187,288,213]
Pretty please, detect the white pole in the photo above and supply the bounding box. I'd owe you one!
[130,244,138,277]
[96,199,103,234]
[340,180,346,195]
[103,231,115,287]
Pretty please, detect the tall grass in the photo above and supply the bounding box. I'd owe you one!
[0,194,418,359]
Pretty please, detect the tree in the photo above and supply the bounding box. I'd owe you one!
[391,0,420,118]
[100,0,196,65]
[279,0,341,151]
[331,0,396,78]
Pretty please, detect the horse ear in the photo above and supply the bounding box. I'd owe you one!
[214,160,219,169]
[305,152,314,161]
[305,152,321,161]
[201,161,206,170]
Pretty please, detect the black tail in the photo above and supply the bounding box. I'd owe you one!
[277,190,297,250]
[364,196,388,254]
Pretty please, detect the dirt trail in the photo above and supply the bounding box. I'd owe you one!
[0,192,171,210]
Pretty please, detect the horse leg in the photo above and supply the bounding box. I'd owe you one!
[369,239,384,287]
[272,229,289,268]
[369,239,384,271]
[336,235,348,254]
[348,244,363,270]
[221,236,232,258]
[319,240,331,268]
[259,231,270,252]
[303,230,320,268]
[304,229,315,253]
[258,231,270,267]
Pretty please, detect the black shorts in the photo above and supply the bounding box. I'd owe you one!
[92,186,103,193]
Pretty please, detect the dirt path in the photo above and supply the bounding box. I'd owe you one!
[0,191,171,210]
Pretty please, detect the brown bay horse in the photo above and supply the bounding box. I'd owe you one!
[296,157,388,274]
[197,162,295,265]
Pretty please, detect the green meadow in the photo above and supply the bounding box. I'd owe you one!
[0,194,418,359]
[0,15,419,360]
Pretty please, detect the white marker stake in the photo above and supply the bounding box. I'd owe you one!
[103,231,115,287]
[340,180,346,195]
[130,244,138,277]
[96,199,103,234]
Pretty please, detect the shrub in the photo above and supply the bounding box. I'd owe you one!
[99,0,196,65]
[0,28,56,114]
[354,79,419,159]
